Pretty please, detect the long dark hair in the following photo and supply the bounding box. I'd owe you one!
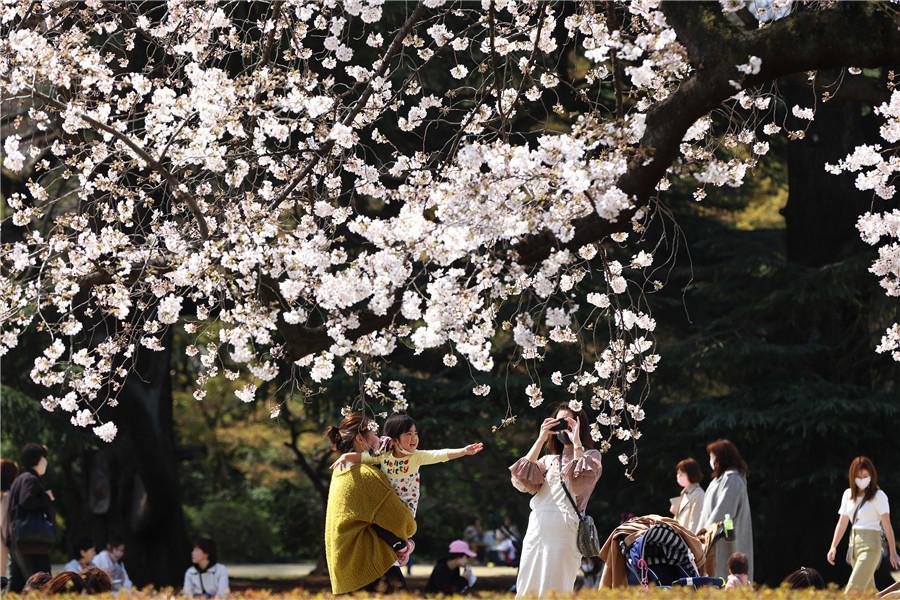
[707,439,748,479]
[326,412,372,454]
[546,402,594,455]
[848,456,879,502]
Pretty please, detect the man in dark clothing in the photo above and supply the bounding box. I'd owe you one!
[5,444,54,593]
[424,540,477,596]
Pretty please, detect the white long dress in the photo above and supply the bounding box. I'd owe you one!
[510,449,602,598]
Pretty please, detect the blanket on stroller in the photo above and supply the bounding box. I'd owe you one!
[599,515,719,588]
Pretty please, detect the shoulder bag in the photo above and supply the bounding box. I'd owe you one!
[11,506,56,548]
[558,455,601,558]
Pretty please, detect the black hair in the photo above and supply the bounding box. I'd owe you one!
[21,443,48,470]
[71,538,95,560]
[445,552,468,562]
[107,534,126,550]
[782,567,825,590]
[194,537,218,566]
[728,552,749,575]
[384,414,416,440]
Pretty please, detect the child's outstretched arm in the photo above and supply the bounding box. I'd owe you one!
[447,442,484,460]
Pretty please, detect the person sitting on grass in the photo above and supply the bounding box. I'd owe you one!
[725,552,751,589]
[91,536,132,593]
[424,540,478,596]
[182,537,229,598]
[62,538,96,574]
[782,567,825,590]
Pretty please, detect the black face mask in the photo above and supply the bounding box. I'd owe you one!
[555,432,570,447]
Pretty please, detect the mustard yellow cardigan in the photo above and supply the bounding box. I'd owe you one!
[324,464,417,594]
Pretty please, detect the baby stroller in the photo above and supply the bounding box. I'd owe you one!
[618,519,725,589]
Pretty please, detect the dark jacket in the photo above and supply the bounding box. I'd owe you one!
[4,469,54,553]
[424,559,469,595]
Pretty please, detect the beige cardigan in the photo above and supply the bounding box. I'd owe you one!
[676,483,705,533]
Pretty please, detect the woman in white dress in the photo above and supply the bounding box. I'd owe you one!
[509,402,602,598]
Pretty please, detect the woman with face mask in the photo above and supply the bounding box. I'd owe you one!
[509,402,602,597]
[826,456,899,593]
[698,439,754,580]
[670,458,706,533]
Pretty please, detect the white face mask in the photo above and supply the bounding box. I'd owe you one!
[855,476,871,490]
[709,457,716,471]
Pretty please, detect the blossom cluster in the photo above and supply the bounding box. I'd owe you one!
[0,0,890,476]
[828,90,900,361]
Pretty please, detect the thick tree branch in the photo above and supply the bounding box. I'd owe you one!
[278,2,900,363]
[515,1,900,266]
[56,2,900,364]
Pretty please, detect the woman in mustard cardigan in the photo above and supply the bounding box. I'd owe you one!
[324,413,417,594]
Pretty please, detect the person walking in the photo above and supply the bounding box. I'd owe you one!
[698,439,754,580]
[1,459,19,582]
[324,412,417,594]
[5,444,55,593]
[509,402,602,597]
[671,458,705,533]
[826,456,899,593]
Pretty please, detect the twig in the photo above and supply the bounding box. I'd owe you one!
[29,88,210,239]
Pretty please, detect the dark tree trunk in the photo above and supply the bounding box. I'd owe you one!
[88,331,190,588]
[782,79,881,267]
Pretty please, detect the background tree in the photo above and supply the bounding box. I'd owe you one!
[2,0,899,588]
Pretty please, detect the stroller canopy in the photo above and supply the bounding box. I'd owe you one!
[622,522,699,585]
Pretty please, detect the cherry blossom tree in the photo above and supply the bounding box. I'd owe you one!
[2,0,899,475]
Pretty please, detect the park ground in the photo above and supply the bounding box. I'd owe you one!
[4,584,882,598]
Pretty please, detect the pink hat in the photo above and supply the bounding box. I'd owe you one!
[448,540,477,557]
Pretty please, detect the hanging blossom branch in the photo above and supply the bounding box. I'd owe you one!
[827,86,900,361]
[0,0,898,478]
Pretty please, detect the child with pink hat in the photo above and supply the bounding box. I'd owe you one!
[424,540,478,595]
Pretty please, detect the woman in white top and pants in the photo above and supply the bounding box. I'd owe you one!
[826,456,900,594]
[509,402,602,598]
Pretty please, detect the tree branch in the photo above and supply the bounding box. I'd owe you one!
[28,88,210,239]
[267,1,428,210]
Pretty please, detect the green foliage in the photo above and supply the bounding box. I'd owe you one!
[1,384,52,459]
[184,497,276,563]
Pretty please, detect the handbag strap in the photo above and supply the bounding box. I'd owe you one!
[557,455,585,521]
[851,496,867,526]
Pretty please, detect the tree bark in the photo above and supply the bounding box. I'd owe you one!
[89,330,191,587]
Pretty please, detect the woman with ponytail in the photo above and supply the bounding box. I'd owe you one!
[323,412,417,595]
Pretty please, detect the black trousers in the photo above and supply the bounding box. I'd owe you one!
[360,565,407,594]
[8,547,51,593]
